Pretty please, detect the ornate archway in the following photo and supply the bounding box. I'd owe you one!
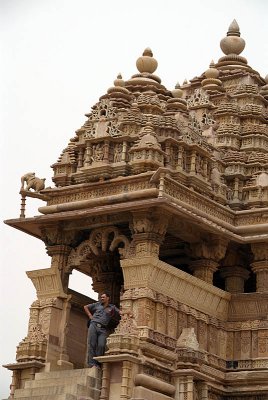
[67,226,130,305]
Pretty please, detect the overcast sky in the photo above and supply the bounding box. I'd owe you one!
[1,0,267,397]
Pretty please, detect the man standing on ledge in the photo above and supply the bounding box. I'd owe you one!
[84,292,121,368]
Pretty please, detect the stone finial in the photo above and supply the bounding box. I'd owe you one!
[227,19,241,37]
[205,60,219,79]
[201,61,222,91]
[220,19,246,55]
[171,82,183,98]
[136,47,158,74]
[114,73,125,87]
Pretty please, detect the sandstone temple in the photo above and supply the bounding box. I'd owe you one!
[4,20,268,400]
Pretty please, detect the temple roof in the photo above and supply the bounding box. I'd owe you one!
[43,20,267,213]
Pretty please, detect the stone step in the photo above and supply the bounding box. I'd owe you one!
[25,374,100,389]
[14,368,101,400]
[14,393,77,400]
[16,382,90,396]
[35,368,94,381]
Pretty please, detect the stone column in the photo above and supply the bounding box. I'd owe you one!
[190,237,228,285]
[77,148,84,168]
[251,242,268,292]
[220,266,249,293]
[130,210,169,258]
[174,375,194,400]
[202,158,208,180]
[190,150,196,174]
[177,147,183,170]
[122,140,127,162]
[46,244,72,292]
[165,141,171,168]
[103,140,109,163]
[84,141,93,167]
[190,259,218,284]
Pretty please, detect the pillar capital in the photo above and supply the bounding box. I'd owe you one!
[219,266,249,293]
[129,210,169,258]
[191,236,228,262]
[251,242,268,292]
[189,259,218,284]
[251,242,268,261]
[251,261,268,292]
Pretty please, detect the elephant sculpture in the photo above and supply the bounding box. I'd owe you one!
[20,172,46,192]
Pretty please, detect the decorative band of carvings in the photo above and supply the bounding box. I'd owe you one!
[121,257,230,320]
[47,179,154,206]
[26,268,67,299]
[163,178,234,225]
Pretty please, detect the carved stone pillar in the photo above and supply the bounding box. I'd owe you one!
[84,141,93,167]
[190,259,218,284]
[130,210,169,258]
[174,375,194,400]
[46,244,72,292]
[190,237,228,285]
[251,242,268,292]
[122,140,127,161]
[190,150,196,174]
[220,266,249,293]
[103,140,109,163]
[177,147,183,170]
[42,226,79,292]
[15,268,72,372]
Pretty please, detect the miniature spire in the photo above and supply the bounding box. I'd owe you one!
[220,19,245,55]
[260,74,268,100]
[166,82,187,115]
[201,61,223,92]
[205,60,220,79]
[114,73,125,87]
[106,73,131,108]
[171,82,183,98]
[136,47,158,74]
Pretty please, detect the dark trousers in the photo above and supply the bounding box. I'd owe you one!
[88,322,108,367]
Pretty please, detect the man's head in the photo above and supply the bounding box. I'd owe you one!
[100,292,110,305]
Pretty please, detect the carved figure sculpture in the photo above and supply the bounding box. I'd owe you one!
[211,166,222,190]
[20,172,46,192]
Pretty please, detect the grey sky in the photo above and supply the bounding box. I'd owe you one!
[1,0,267,397]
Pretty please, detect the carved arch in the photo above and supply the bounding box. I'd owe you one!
[67,226,130,268]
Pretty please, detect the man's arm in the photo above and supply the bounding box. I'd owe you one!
[84,304,94,320]
[113,305,122,316]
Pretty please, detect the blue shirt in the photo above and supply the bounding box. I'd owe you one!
[87,302,119,327]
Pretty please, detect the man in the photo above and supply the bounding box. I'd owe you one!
[84,292,121,368]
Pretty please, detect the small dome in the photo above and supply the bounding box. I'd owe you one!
[205,61,220,79]
[114,73,125,87]
[136,48,158,74]
[172,82,183,98]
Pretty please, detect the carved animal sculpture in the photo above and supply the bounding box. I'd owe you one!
[21,172,46,192]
